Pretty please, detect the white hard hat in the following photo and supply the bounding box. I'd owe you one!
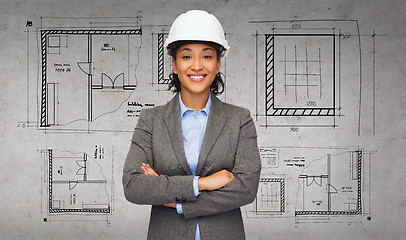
[165,10,230,57]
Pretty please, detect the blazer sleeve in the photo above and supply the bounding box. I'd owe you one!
[122,109,197,205]
[181,109,261,219]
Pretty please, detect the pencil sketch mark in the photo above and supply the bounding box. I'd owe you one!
[259,147,279,168]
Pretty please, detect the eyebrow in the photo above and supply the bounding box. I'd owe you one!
[178,48,192,53]
[178,47,215,54]
[202,48,215,52]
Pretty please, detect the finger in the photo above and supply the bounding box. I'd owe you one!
[143,163,152,171]
[145,167,158,176]
[147,169,157,176]
[141,163,159,176]
[141,163,153,173]
[145,164,159,176]
[145,164,154,171]
[140,165,148,173]
[141,165,155,176]
[150,170,159,176]
[140,165,146,173]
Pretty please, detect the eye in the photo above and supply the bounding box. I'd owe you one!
[203,55,213,59]
[182,55,191,59]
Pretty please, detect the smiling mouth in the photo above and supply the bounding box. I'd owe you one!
[189,75,206,82]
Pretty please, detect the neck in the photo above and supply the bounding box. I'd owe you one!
[180,90,210,111]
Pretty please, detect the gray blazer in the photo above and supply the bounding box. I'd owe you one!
[123,93,261,240]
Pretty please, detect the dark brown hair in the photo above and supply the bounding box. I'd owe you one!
[167,40,225,95]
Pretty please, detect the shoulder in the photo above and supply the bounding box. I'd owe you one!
[213,98,257,137]
[213,97,251,120]
[222,102,250,115]
[135,102,172,133]
[140,94,178,119]
[141,104,167,117]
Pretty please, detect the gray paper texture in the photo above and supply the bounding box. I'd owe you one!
[1,0,405,239]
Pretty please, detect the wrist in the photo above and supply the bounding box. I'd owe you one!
[198,177,206,191]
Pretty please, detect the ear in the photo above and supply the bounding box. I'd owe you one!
[172,58,178,74]
[216,58,221,73]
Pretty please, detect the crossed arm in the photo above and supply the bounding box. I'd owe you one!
[140,163,235,208]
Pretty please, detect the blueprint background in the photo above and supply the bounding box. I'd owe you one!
[0,0,405,239]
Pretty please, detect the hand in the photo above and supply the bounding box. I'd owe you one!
[198,169,234,191]
[163,203,176,209]
[141,163,159,176]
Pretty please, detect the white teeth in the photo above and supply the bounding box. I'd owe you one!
[190,75,204,80]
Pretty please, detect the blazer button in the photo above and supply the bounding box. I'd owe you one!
[175,197,181,202]
[181,198,186,202]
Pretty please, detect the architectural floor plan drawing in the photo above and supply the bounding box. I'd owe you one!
[41,147,113,224]
[40,28,141,131]
[264,33,336,116]
[251,20,363,129]
[296,151,362,216]
[31,17,155,133]
[245,147,372,224]
[248,177,286,216]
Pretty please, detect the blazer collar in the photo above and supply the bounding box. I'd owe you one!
[163,92,227,176]
[163,93,192,175]
[197,93,226,175]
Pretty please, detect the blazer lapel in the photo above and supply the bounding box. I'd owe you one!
[196,94,226,176]
[163,93,193,175]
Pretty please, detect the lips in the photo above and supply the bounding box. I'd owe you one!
[188,74,206,82]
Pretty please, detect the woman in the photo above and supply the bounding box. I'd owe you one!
[123,10,261,240]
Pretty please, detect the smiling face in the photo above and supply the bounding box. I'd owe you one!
[172,43,221,98]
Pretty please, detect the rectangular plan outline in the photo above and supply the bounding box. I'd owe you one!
[254,178,285,214]
[40,29,142,128]
[295,151,362,216]
[265,33,336,116]
[45,149,112,214]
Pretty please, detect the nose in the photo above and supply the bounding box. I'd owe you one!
[191,57,203,71]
